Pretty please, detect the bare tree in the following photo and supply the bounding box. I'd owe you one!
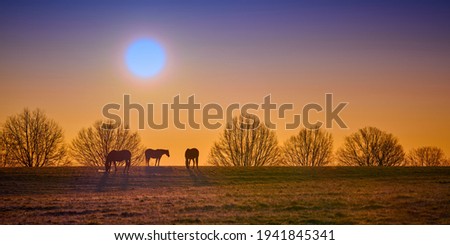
[337,126,405,166]
[0,131,19,167]
[71,120,144,167]
[209,116,280,166]
[0,132,7,167]
[282,127,333,166]
[0,108,67,167]
[406,146,446,166]
[444,158,450,166]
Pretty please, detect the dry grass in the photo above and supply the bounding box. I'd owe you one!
[0,166,449,224]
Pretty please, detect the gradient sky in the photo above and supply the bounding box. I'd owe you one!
[1,0,450,165]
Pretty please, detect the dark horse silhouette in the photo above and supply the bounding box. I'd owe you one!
[145,149,170,166]
[105,150,131,173]
[185,148,199,169]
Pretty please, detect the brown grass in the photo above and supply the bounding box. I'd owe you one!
[0,166,449,224]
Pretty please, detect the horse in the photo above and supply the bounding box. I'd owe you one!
[105,150,132,173]
[185,148,199,169]
[145,149,170,166]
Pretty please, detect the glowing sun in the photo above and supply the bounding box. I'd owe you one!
[125,38,166,78]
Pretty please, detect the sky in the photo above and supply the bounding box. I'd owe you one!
[1,0,450,165]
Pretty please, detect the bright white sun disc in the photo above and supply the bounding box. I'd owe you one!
[125,38,165,78]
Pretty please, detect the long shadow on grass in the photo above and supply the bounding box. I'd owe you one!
[187,168,209,186]
[120,173,129,190]
[96,173,111,192]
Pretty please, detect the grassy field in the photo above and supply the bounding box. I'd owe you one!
[0,166,449,224]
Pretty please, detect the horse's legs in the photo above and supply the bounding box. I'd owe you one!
[124,160,130,174]
[114,161,117,172]
[195,157,199,168]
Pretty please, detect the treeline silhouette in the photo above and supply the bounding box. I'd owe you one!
[0,108,449,167]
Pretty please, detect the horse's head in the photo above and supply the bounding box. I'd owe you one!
[166,150,170,157]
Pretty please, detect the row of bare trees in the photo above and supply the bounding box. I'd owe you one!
[0,109,448,167]
[0,108,143,167]
[209,116,449,167]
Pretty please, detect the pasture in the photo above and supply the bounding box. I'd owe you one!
[0,166,449,224]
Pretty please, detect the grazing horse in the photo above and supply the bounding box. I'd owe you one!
[105,150,132,173]
[185,148,199,169]
[145,149,170,166]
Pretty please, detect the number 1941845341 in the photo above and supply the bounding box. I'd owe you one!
[256,229,335,241]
